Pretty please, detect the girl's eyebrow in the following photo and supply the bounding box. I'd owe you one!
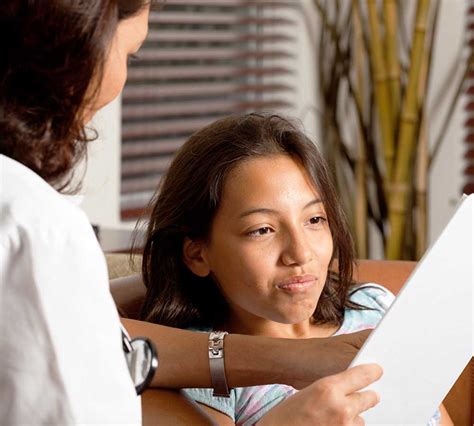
[304,198,323,210]
[238,198,322,219]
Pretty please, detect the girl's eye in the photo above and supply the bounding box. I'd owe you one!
[247,227,273,237]
[308,216,327,226]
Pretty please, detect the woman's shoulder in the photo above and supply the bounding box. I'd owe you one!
[336,284,395,335]
[1,155,92,247]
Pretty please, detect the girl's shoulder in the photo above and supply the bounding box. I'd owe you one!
[348,283,395,312]
[336,283,395,335]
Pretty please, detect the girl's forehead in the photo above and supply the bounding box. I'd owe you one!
[228,154,318,187]
[218,155,323,212]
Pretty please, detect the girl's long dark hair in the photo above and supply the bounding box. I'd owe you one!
[140,113,364,329]
[0,0,154,189]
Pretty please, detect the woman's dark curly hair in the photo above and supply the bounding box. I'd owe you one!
[0,0,153,189]
[140,113,364,329]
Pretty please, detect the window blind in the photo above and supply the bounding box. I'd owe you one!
[465,2,474,195]
[121,0,299,220]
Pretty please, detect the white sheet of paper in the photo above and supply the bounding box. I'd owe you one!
[350,194,473,425]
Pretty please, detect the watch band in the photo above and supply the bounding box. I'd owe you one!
[208,331,230,397]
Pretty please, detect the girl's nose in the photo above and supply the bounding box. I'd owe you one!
[280,230,313,267]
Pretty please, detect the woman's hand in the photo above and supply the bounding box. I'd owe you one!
[256,364,382,426]
[277,329,372,389]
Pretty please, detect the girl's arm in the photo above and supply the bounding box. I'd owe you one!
[122,319,370,389]
[196,404,234,426]
[141,389,216,426]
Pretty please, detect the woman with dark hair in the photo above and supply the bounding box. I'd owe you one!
[140,114,446,425]
[0,2,152,424]
[1,2,384,425]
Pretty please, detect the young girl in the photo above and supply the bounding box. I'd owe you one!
[140,113,447,425]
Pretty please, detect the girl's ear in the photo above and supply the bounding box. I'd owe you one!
[182,237,211,277]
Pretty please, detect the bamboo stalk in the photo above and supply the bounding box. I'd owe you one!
[415,39,429,259]
[356,1,388,236]
[402,189,415,259]
[346,65,388,237]
[386,0,431,260]
[367,0,395,183]
[414,0,440,259]
[383,0,401,128]
[415,114,428,259]
[353,0,368,258]
[414,58,429,260]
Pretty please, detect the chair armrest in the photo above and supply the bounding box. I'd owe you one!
[110,274,146,319]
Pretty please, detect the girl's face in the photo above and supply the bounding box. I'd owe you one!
[84,6,150,121]
[186,154,334,333]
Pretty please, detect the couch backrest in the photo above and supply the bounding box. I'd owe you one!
[354,259,416,294]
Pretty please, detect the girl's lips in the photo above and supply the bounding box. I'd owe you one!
[276,275,317,292]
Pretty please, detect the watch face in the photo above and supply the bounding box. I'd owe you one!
[123,334,159,395]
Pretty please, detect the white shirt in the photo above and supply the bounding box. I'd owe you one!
[0,155,141,424]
